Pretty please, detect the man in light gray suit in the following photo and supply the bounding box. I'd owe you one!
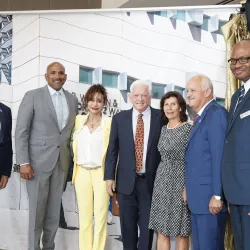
[15,62,78,250]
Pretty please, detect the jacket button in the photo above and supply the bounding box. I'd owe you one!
[57,146,60,148]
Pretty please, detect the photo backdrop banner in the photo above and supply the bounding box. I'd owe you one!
[0,6,238,249]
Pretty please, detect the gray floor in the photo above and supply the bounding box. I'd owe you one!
[0,173,181,250]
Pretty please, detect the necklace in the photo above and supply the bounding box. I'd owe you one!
[89,117,101,128]
[167,121,181,129]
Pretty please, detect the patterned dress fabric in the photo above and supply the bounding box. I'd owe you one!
[135,114,144,172]
[148,123,192,236]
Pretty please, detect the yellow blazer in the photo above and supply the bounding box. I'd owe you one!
[71,114,112,184]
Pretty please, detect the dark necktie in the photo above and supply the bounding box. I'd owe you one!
[135,114,144,172]
[193,114,200,127]
[233,85,245,116]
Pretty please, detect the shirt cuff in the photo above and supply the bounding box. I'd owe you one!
[20,163,30,166]
[214,195,221,200]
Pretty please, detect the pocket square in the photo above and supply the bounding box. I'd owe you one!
[240,110,250,119]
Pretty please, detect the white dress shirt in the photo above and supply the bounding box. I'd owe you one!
[77,117,104,167]
[197,99,221,200]
[132,106,151,174]
[243,79,250,96]
[48,85,69,130]
[197,99,214,117]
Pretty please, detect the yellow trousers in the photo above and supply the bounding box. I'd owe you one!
[74,165,110,250]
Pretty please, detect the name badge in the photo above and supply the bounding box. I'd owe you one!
[240,110,250,119]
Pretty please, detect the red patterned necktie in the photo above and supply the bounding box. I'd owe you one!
[135,114,144,172]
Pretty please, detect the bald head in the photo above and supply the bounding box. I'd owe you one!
[230,39,250,82]
[186,75,214,112]
[46,62,65,73]
[45,62,67,91]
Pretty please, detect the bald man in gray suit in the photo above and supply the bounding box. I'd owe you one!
[15,62,78,250]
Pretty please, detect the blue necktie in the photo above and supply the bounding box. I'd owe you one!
[54,92,63,130]
[233,85,245,116]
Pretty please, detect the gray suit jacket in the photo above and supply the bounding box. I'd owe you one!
[15,85,78,172]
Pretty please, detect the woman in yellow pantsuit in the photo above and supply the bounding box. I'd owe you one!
[72,84,111,250]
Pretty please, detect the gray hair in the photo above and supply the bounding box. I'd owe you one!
[190,75,213,94]
[130,79,152,94]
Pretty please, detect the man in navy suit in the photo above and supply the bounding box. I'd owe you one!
[0,102,13,190]
[184,75,228,250]
[222,39,250,250]
[104,80,162,250]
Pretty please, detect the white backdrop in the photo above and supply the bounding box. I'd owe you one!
[0,6,237,249]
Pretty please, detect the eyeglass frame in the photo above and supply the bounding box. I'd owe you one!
[228,56,250,65]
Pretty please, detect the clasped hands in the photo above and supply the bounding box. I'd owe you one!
[20,164,34,180]
[209,196,223,215]
[182,187,223,215]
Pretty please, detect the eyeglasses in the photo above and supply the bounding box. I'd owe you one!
[228,57,250,65]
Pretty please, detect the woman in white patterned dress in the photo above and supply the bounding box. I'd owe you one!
[148,91,192,250]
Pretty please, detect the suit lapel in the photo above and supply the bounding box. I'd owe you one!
[147,107,160,154]
[62,90,72,131]
[43,85,60,130]
[0,106,3,143]
[227,88,250,133]
[127,109,135,150]
[187,100,215,146]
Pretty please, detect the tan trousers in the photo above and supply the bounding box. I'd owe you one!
[74,165,110,250]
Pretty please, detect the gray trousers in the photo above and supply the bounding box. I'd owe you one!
[26,160,65,250]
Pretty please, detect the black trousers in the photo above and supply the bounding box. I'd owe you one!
[117,177,154,250]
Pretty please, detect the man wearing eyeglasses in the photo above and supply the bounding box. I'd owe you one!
[222,39,250,250]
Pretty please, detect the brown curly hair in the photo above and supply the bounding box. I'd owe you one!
[160,91,188,124]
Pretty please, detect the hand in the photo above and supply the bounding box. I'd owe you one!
[106,180,115,196]
[209,196,223,215]
[20,164,35,180]
[182,187,187,205]
[0,175,9,189]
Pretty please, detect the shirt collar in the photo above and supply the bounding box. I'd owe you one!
[197,99,214,116]
[243,79,250,95]
[47,85,64,96]
[133,106,151,117]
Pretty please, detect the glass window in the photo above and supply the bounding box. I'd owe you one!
[127,77,136,92]
[79,67,93,84]
[177,10,186,22]
[216,20,227,35]
[174,86,184,96]
[152,84,165,99]
[201,16,209,31]
[102,71,118,88]
[216,98,225,107]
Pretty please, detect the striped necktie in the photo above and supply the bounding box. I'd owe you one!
[233,85,245,116]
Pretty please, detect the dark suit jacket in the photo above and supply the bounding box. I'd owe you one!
[0,102,13,177]
[104,107,162,195]
[185,100,228,214]
[222,88,250,205]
